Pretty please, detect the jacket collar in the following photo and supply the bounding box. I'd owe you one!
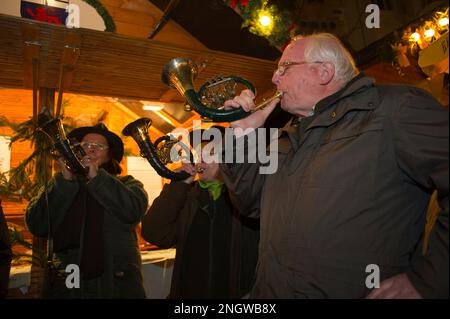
[315,73,372,112]
[309,73,378,129]
[280,74,379,149]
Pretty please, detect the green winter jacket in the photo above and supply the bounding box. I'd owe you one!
[221,75,449,298]
[25,169,148,298]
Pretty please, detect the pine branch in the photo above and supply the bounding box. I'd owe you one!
[0,104,73,200]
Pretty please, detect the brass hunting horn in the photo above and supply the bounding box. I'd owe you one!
[122,118,193,181]
[162,58,281,122]
[39,118,88,175]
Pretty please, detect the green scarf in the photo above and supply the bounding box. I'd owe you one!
[198,180,224,201]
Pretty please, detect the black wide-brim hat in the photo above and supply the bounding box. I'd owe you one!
[68,123,124,162]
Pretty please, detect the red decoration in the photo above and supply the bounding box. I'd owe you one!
[289,23,296,33]
[25,6,64,25]
[230,0,238,9]
[241,0,249,6]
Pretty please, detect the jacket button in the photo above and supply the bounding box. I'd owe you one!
[114,271,125,277]
[368,102,374,107]
[331,111,337,118]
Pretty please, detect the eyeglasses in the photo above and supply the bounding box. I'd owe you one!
[79,141,109,151]
[274,61,323,76]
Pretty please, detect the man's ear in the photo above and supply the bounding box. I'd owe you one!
[318,62,335,85]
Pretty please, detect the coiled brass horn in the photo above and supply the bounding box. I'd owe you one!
[122,117,193,181]
[162,58,261,122]
[39,118,88,175]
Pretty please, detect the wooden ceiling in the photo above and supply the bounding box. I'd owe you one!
[0,13,278,131]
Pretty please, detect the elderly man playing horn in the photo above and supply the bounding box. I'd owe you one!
[221,33,448,299]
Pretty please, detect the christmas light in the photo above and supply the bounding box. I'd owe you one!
[410,32,421,42]
[224,0,294,46]
[424,29,435,38]
[259,14,272,27]
[438,17,449,27]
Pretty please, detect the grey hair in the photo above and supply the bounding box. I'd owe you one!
[293,33,359,86]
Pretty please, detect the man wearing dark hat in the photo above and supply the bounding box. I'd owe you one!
[141,126,260,299]
[26,123,149,298]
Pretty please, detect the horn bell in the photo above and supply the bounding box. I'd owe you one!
[122,117,152,143]
[162,58,198,95]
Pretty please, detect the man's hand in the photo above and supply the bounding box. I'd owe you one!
[176,163,196,184]
[58,158,75,181]
[366,273,422,299]
[223,89,279,132]
[81,155,100,180]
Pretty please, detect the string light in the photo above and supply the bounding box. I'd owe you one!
[438,17,449,27]
[424,29,435,39]
[224,0,296,47]
[399,7,448,50]
[391,6,448,78]
[255,9,274,36]
[410,32,421,42]
[259,14,272,27]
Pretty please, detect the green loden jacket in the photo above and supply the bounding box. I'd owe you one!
[221,75,449,298]
[25,169,148,298]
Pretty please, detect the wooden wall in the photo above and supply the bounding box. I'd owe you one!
[100,0,208,50]
[0,89,35,238]
[363,63,449,108]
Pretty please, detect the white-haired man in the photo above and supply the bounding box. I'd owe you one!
[221,33,448,298]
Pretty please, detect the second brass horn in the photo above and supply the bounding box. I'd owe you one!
[162,58,279,122]
[122,118,193,181]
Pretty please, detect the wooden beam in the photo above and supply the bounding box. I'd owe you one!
[152,110,181,127]
[108,98,166,137]
[1,14,278,102]
[181,112,201,129]
[55,32,82,118]
[21,21,41,89]
[39,88,55,115]
[21,21,42,126]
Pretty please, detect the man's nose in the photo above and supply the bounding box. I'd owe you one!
[272,72,280,86]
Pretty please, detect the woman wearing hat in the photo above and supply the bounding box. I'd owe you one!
[141,126,260,299]
[26,123,148,299]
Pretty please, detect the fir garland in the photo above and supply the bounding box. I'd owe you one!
[81,0,116,32]
[0,103,73,201]
[0,113,55,200]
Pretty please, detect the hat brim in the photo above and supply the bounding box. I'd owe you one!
[68,126,124,162]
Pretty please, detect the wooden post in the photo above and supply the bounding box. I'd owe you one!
[29,88,55,299]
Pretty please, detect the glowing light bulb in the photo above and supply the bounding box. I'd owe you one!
[424,29,435,38]
[259,15,272,27]
[410,32,421,42]
[438,17,449,27]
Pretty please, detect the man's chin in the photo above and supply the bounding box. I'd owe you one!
[199,175,211,183]
[280,101,292,113]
